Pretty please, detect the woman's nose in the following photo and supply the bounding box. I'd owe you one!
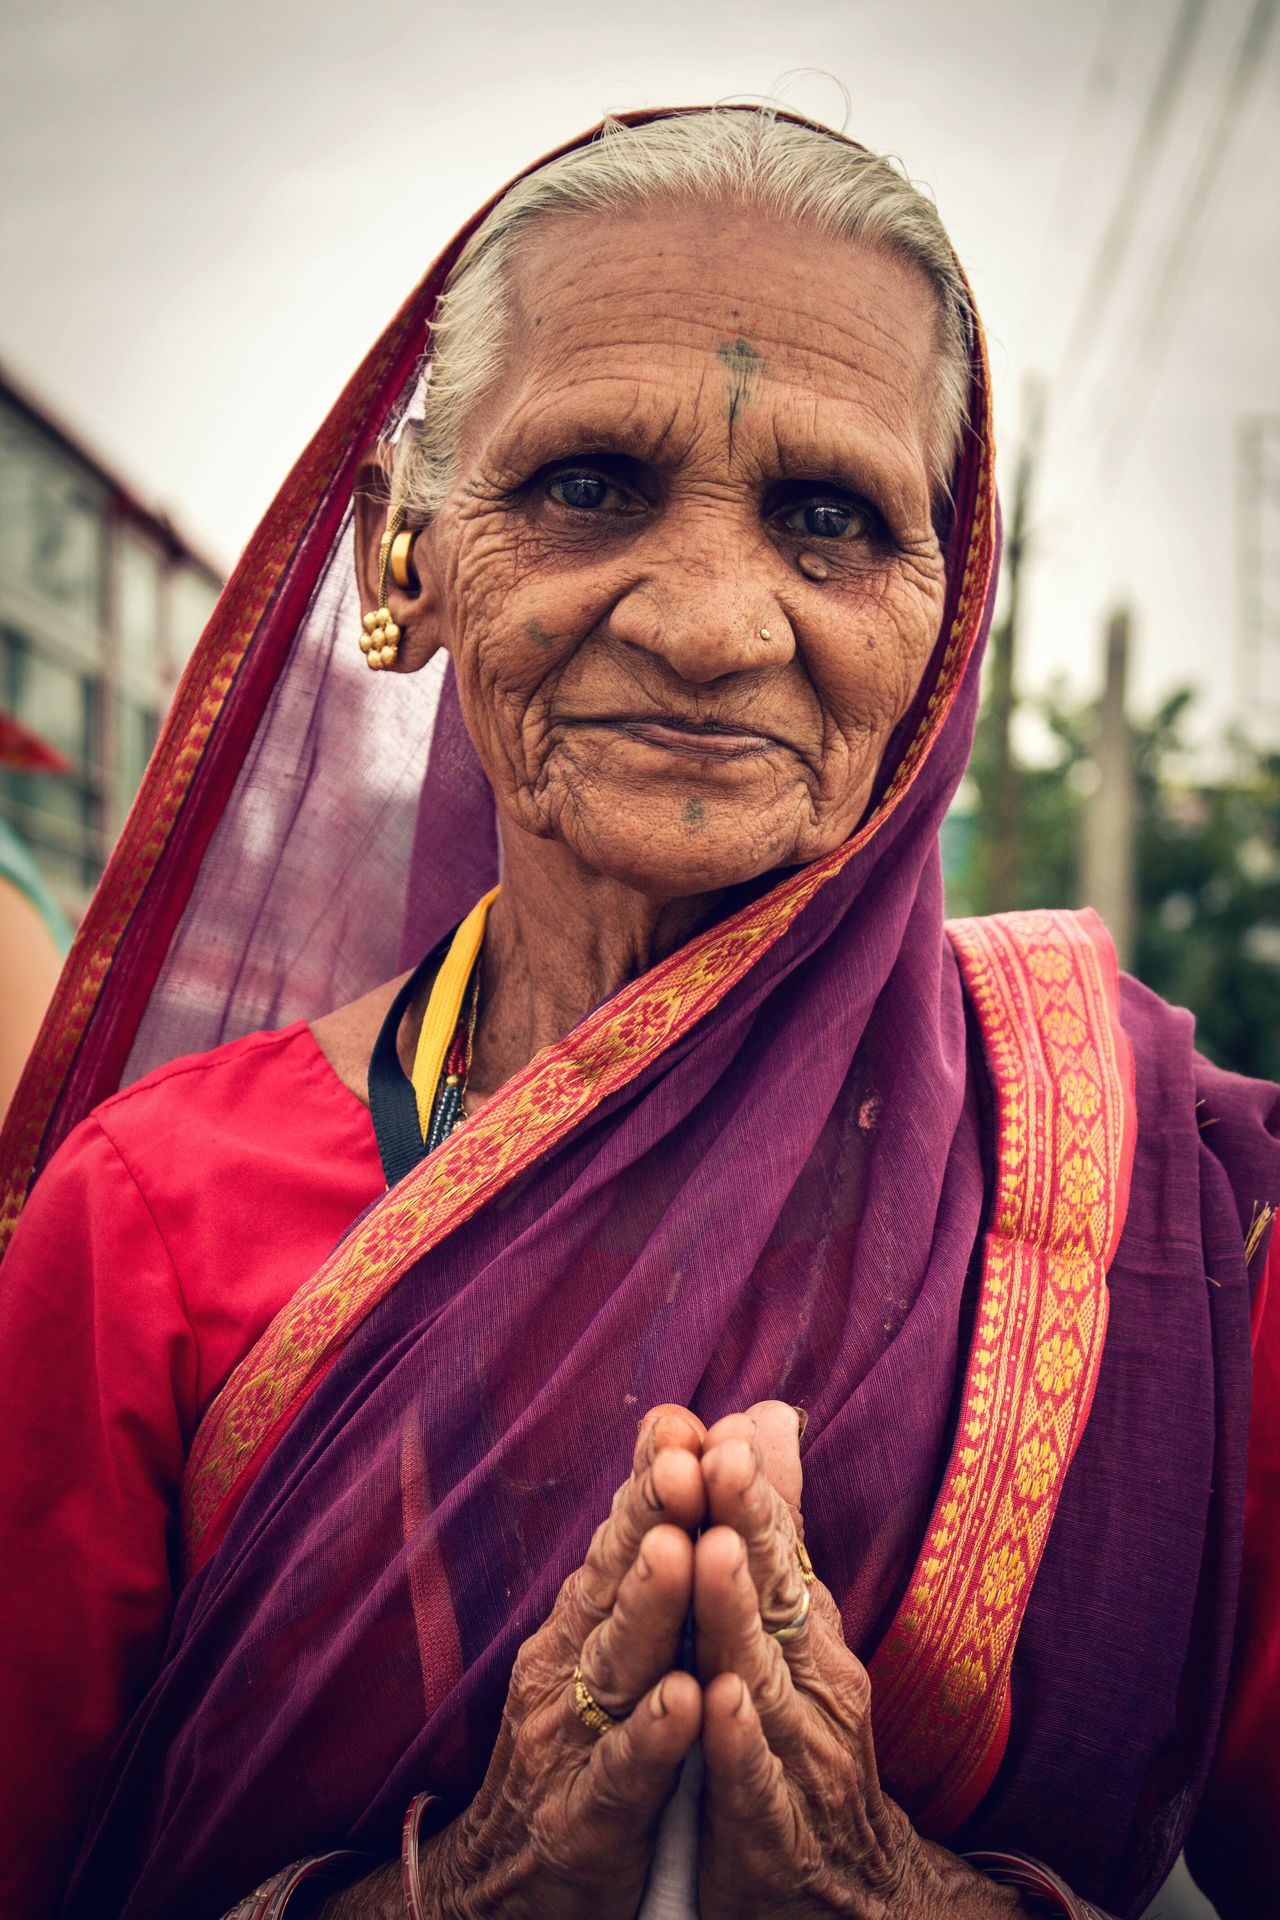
[608,546,794,684]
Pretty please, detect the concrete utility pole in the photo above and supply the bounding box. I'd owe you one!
[1083,607,1137,970]
[1236,416,1280,744]
[986,381,1044,912]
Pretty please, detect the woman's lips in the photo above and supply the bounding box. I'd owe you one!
[581,717,781,758]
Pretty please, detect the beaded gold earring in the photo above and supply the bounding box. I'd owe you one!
[360,506,407,671]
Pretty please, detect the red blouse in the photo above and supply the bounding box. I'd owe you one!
[0,1025,383,1918]
[0,1022,1274,1916]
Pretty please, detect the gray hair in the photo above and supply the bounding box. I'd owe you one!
[391,108,973,519]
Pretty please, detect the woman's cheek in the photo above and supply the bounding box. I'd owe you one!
[808,621,913,742]
[857,572,944,722]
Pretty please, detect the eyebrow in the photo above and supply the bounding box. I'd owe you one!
[491,392,689,470]
[489,386,931,527]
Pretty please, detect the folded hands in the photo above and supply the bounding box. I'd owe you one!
[323,1403,1028,1920]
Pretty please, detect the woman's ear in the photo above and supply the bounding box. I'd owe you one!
[352,463,446,673]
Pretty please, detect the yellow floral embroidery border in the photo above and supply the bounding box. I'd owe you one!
[180,394,997,1572]
[869,908,1135,1835]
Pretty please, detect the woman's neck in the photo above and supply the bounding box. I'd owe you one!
[465,836,727,1101]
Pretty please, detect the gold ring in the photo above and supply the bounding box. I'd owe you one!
[572,1663,622,1738]
[767,1581,812,1645]
[796,1538,816,1587]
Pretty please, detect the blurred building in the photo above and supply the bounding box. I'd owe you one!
[0,364,222,917]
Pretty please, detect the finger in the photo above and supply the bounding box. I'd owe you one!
[745,1400,804,1511]
[696,1523,875,1815]
[702,1673,904,1903]
[639,1402,708,1447]
[700,1668,795,1853]
[725,1406,848,1638]
[576,1524,693,1720]
[560,1413,705,1643]
[571,1669,702,1830]
[694,1524,805,1758]
[703,1402,802,1517]
[701,1433,807,1634]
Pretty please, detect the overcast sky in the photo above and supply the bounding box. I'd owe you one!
[2,0,1277,747]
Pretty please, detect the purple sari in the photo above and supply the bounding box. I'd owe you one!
[9,112,1269,1920]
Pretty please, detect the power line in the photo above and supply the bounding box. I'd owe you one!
[1099,0,1278,472]
[1044,0,1134,246]
[1058,0,1209,384]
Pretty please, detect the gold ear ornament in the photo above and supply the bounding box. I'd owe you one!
[360,504,406,671]
[389,528,418,592]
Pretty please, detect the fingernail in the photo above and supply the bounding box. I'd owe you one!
[636,1544,652,1581]
[641,1470,662,1512]
[791,1405,809,1438]
[733,1675,750,1717]
[651,1677,669,1718]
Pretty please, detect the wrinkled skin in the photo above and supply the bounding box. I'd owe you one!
[316,207,1027,1915]
[321,1407,1022,1920]
[408,205,946,897]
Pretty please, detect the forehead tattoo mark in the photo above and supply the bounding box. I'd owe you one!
[716,338,766,459]
[682,797,707,830]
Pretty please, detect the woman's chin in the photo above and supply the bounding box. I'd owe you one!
[544,808,811,901]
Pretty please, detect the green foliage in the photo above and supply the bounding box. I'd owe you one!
[946,681,1280,1083]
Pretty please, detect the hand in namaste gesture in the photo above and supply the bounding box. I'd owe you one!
[321,1404,1025,1919]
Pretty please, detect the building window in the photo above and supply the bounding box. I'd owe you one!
[0,403,105,630]
[115,530,163,677]
[115,695,158,822]
[0,626,101,892]
[170,564,220,675]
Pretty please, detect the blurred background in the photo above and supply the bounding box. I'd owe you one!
[0,1,1275,1905]
[1,0,1277,1095]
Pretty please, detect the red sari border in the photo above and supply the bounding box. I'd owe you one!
[870,907,1138,1836]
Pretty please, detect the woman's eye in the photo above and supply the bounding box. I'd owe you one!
[547,472,615,512]
[778,498,867,540]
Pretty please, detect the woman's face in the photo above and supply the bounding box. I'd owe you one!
[418,203,948,898]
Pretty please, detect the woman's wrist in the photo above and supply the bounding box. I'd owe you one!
[220,1851,375,1920]
[886,1826,1035,1918]
[961,1852,1113,1920]
[312,1863,404,1920]
[315,1793,455,1920]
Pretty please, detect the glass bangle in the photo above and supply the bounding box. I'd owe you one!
[963,1851,1113,1920]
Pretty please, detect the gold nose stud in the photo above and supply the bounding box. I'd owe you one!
[759,626,772,641]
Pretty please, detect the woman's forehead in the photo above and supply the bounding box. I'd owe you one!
[468,203,939,506]
[513,203,934,388]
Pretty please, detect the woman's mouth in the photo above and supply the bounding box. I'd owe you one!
[580,716,781,759]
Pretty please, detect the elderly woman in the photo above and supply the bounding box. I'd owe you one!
[0,108,1276,1920]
